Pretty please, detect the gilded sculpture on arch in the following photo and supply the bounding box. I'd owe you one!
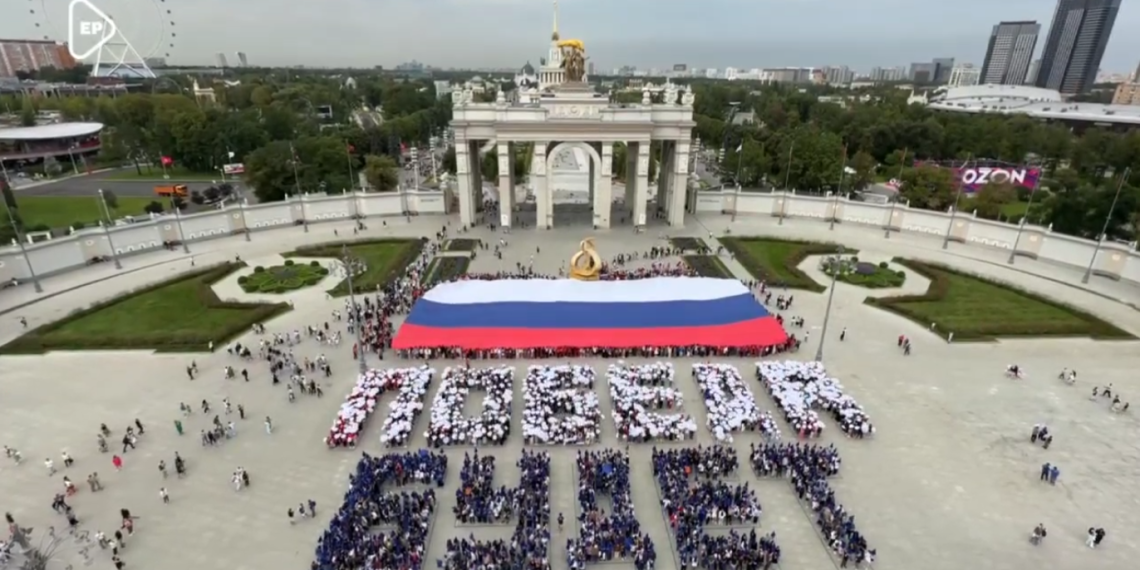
[570,238,601,280]
[557,39,587,83]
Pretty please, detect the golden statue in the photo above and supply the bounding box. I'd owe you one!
[557,39,587,83]
[569,238,601,280]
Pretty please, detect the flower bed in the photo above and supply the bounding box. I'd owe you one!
[669,237,708,252]
[445,238,482,252]
[237,260,329,293]
[683,255,734,278]
[820,257,905,288]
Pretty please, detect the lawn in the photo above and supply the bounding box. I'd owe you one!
[424,256,472,287]
[445,238,481,252]
[720,237,853,292]
[0,263,290,354]
[101,166,228,182]
[13,196,155,229]
[669,237,709,252]
[285,238,425,296]
[239,260,329,293]
[865,259,1133,341]
[822,257,906,288]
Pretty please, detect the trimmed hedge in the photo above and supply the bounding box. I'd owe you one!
[683,255,734,278]
[285,237,426,297]
[445,238,482,252]
[720,237,854,292]
[0,263,291,354]
[822,258,906,289]
[864,258,1134,341]
[669,237,708,252]
[425,256,472,287]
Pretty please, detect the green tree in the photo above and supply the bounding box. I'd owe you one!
[899,165,957,210]
[19,97,36,127]
[100,189,119,211]
[364,155,399,191]
[971,182,1017,220]
[848,150,876,191]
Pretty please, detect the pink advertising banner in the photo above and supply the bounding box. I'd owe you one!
[919,162,1042,192]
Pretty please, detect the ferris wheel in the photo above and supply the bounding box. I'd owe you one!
[28,0,181,78]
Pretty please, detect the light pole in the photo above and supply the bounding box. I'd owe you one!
[1007,179,1042,264]
[942,155,972,250]
[289,143,308,233]
[1,194,43,293]
[779,139,795,226]
[66,145,80,175]
[719,102,741,172]
[97,189,123,269]
[234,188,248,239]
[342,244,368,374]
[170,196,190,253]
[885,148,907,238]
[830,147,848,231]
[1082,167,1130,284]
[815,245,844,362]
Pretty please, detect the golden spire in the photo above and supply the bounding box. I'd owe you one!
[551,0,560,41]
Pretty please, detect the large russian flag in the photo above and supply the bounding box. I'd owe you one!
[392,277,787,350]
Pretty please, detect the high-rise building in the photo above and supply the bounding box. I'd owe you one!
[236,52,248,67]
[1026,59,1042,83]
[980,21,1040,85]
[1132,60,1140,82]
[932,58,956,83]
[0,39,76,78]
[1035,0,1121,94]
[215,52,228,68]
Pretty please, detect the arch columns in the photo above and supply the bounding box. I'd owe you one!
[634,140,650,227]
[497,141,514,228]
[595,143,612,228]
[668,140,690,227]
[533,141,550,229]
[455,139,476,227]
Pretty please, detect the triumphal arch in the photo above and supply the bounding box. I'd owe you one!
[449,49,696,230]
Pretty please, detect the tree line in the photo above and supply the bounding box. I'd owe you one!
[679,81,1140,240]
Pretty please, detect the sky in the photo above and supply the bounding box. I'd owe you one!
[4,0,1140,73]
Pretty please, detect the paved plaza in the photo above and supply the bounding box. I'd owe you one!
[1,212,1139,570]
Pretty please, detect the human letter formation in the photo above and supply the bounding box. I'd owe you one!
[607,362,698,442]
[315,447,872,570]
[522,364,603,445]
[693,363,781,443]
[325,366,433,449]
[445,450,552,570]
[757,361,875,438]
[652,446,774,570]
[749,442,875,566]
[426,366,513,446]
[568,449,656,569]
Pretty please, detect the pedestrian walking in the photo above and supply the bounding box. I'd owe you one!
[174,420,183,436]
[159,487,169,504]
[112,455,123,471]
[238,404,245,420]
[265,416,273,434]
[44,458,55,476]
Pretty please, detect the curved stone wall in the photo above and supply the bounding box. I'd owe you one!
[704,189,1140,284]
[0,191,446,283]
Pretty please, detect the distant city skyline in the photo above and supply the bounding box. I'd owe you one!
[1,0,1138,74]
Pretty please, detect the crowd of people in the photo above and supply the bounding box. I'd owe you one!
[426,366,513,447]
[314,451,447,570]
[607,362,697,442]
[749,443,874,568]
[325,367,433,448]
[442,451,552,570]
[756,361,874,438]
[522,365,602,445]
[451,450,548,524]
[651,447,777,570]
[693,364,781,443]
[567,450,656,570]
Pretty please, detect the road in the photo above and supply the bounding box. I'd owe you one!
[14,171,226,198]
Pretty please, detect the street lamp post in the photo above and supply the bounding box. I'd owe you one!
[779,140,795,226]
[97,189,123,269]
[1,196,43,293]
[170,197,190,253]
[67,146,80,175]
[1082,167,1131,284]
[885,148,907,238]
[815,245,844,362]
[238,190,251,241]
[942,155,972,250]
[342,244,368,374]
[1007,180,1042,264]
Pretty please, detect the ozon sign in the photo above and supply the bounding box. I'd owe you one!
[953,166,1041,192]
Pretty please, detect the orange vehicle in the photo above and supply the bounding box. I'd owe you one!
[154,184,188,197]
